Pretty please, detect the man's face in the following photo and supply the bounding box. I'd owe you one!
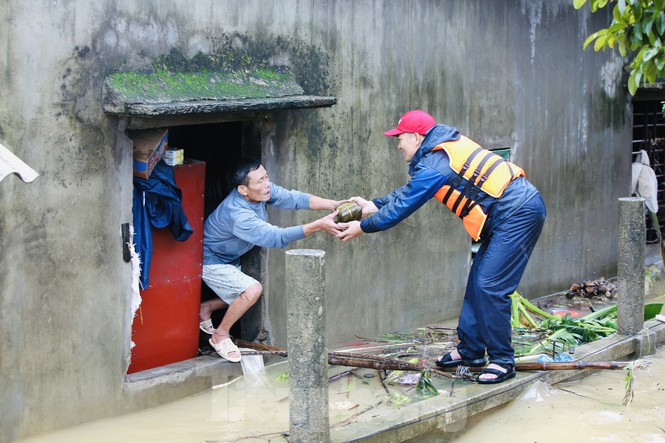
[396,133,420,162]
[238,165,271,203]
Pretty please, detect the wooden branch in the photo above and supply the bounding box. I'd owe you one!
[235,339,629,376]
[236,340,460,379]
[236,339,282,351]
[328,369,353,383]
[515,361,629,371]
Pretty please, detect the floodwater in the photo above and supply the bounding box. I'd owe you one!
[16,290,665,442]
[14,353,456,443]
[13,357,426,442]
[437,345,665,443]
[16,343,665,443]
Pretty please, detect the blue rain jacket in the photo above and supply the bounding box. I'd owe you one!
[360,124,538,240]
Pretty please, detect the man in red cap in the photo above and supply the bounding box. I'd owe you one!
[336,110,546,384]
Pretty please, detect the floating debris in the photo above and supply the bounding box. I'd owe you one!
[565,278,616,299]
[396,373,420,385]
[331,401,359,411]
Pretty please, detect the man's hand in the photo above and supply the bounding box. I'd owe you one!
[303,211,345,236]
[318,211,345,235]
[348,196,378,219]
[336,220,364,242]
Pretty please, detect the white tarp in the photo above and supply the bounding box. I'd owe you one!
[0,142,38,183]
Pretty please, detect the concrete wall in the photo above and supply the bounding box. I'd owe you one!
[0,0,630,440]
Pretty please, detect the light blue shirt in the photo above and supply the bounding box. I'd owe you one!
[202,183,311,266]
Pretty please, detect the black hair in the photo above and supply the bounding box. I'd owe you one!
[230,157,261,188]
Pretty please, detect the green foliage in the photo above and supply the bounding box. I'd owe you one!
[574,0,665,94]
[540,313,617,342]
[527,327,582,355]
[415,369,439,397]
[622,363,635,405]
[511,291,619,356]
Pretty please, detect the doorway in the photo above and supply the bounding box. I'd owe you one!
[168,121,265,347]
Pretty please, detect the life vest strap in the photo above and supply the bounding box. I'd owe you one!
[442,147,483,208]
[460,156,506,217]
[454,151,495,214]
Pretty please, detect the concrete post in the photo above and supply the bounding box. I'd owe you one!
[617,197,645,335]
[285,249,329,443]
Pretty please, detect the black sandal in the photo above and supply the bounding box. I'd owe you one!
[435,351,487,369]
[476,363,516,384]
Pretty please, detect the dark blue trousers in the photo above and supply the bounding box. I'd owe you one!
[456,193,546,366]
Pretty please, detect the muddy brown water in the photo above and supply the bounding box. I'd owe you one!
[16,345,665,443]
[17,287,665,442]
[421,346,665,443]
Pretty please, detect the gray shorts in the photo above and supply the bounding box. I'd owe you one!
[202,264,259,304]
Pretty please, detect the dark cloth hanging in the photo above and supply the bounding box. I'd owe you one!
[132,160,193,289]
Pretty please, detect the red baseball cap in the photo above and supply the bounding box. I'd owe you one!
[383,110,436,136]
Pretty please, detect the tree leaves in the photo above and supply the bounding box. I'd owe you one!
[576,0,665,95]
[574,0,589,10]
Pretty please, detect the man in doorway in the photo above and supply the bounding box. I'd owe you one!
[200,157,343,362]
[336,110,546,384]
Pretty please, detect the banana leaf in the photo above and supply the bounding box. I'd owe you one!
[645,302,663,321]
[584,302,663,321]
[580,304,616,321]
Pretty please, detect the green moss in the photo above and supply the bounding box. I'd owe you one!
[106,67,302,103]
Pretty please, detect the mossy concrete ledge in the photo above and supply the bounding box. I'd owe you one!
[102,67,336,116]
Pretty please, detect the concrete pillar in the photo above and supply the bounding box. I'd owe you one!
[617,197,645,335]
[285,249,329,443]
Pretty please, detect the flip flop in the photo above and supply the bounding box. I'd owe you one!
[476,363,516,384]
[209,337,241,363]
[199,319,215,335]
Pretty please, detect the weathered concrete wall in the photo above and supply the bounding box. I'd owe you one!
[266,1,630,346]
[0,0,629,440]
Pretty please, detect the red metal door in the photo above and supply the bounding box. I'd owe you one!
[128,160,205,374]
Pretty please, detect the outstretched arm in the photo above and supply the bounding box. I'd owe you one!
[309,195,345,211]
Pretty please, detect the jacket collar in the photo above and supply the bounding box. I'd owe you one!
[409,124,461,174]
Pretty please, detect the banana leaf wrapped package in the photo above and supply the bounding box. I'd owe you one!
[333,202,362,223]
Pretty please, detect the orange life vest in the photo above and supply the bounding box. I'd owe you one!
[432,136,525,241]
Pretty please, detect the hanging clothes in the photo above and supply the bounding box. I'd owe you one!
[132,160,193,289]
[631,149,659,213]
